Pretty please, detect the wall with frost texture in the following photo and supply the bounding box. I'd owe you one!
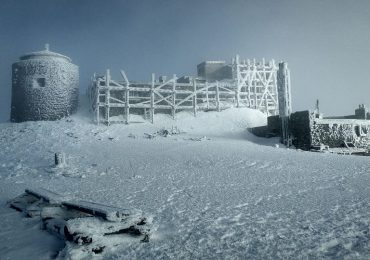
[311,120,370,148]
[290,110,370,148]
[11,56,78,122]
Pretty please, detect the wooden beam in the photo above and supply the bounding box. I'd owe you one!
[193,79,197,117]
[125,86,130,124]
[206,82,209,109]
[105,69,111,126]
[216,81,220,112]
[150,73,155,123]
[96,79,100,125]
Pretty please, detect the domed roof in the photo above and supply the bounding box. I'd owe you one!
[19,44,72,62]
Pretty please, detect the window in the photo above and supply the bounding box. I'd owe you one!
[354,125,360,137]
[32,78,46,88]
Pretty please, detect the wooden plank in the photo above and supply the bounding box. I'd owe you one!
[129,104,151,108]
[25,188,65,204]
[62,200,142,222]
[109,96,125,104]
[153,90,173,106]
[109,79,127,89]
[99,86,137,91]
[120,70,129,85]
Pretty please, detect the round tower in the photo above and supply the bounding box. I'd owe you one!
[10,44,79,122]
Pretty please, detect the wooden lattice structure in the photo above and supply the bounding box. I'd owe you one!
[232,55,279,115]
[88,56,289,125]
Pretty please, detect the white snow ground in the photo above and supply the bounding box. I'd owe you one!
[1,105,370,259]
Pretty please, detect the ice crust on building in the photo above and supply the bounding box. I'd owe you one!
[11,45,79,122]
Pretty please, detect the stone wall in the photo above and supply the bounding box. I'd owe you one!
[311,119,370,148]
[250,109,370,150]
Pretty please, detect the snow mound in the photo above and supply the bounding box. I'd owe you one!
[151,107,267,137]
[103,107,267,140]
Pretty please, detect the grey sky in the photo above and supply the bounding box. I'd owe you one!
[1,0,370,122]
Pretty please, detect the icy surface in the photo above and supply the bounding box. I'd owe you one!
[1,106,370,259]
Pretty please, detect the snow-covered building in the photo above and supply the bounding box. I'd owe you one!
[11,45,79,122]
[289,110,370,150]
[251,105,370,150]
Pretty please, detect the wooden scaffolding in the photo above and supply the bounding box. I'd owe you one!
[88,56,287,125]
[232,55,279,116]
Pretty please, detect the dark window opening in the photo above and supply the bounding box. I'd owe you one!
[33,78,46,88]
[347,142,355,147]
[354,125,360,137]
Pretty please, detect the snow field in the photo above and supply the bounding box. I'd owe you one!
[1,107,370,259]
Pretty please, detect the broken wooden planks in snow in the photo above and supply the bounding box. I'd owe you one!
[8,188,153,256]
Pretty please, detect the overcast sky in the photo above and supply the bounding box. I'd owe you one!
[1,0,370,122]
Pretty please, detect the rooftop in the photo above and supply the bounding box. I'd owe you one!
[19,44,72,62]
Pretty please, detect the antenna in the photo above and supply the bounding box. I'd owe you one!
[315,99,320,114]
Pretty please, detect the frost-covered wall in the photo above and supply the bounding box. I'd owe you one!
[311,118,370,148]
[251,107,370,149]
[289,110,370,149]
[11,48,79,122]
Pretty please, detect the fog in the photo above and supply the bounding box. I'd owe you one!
[1,0,370,122]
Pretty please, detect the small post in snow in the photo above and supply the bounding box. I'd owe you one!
[55,152,66,167]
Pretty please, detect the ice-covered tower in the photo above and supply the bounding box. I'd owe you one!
[277,62,292,146]
[10,44,79,122]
